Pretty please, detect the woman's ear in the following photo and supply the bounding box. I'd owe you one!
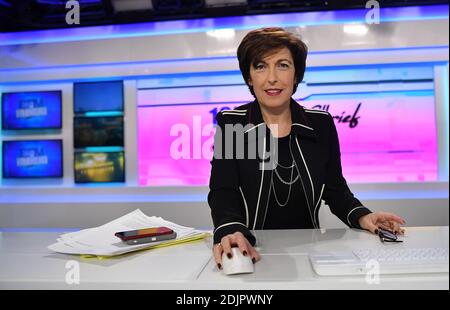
[248,78,252,86]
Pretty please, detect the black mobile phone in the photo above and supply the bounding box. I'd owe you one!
[115,227,177,245]
[123,231,177,245]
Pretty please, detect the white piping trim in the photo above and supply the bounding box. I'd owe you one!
[245,122,265,133]
[304,109,329,115]
[313,184,325,228]
[253,136,266,230]
[222,111,247,115]
[292,123,314,131]
[239,186,249,228]
[346,206,366,226]
[295,137,315,204]
[214,222,247,234]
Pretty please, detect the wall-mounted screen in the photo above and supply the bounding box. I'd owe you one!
[2,91,62,130]
[74,116,124,148]
[2,139,63,178]
[74,80,124,113]
[74,151,125,183]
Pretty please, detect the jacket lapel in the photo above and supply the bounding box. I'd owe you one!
[290,100,319,227]
[243,101,273,230]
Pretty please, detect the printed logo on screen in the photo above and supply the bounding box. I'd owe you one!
[17,147,48,167]
[312,103,361,129]
[16,98,47,119]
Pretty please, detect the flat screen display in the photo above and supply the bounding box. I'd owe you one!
[2,139,63,178]
[74,151,125,183]
[74,81,124,113]
[74,116,124,148]
[2,91,62,130]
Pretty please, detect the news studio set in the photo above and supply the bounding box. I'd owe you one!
[0,0,448,298]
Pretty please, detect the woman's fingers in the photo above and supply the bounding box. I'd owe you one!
[212,243,224,270]
[375,211,406,235]
[248,245,261,263]
[379,220,398,234]
[365,221,380,234]
[220,236,233,259]
[359,214,379,234]
[378,222,392,232]
[213,233,261,269]
[378,212,406,225]
[232,232,258,261]
[390,221,404,235]
[240,236,260,263]
[235,235,251,258]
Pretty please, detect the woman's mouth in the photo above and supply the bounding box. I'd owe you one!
[264,89,282,96]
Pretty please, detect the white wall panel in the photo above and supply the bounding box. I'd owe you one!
[0,20,447,71]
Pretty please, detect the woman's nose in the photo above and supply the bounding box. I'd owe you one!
[267,67,278,84]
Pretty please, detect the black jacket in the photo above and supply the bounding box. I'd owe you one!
[208,99,372,245]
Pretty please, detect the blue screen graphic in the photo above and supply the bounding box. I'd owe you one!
[74,81,124,113]
[2,91,62,129]
[2,140,63,178]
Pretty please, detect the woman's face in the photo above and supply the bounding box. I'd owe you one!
[248,47,296,111]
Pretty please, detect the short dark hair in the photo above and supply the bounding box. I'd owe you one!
[237,27,308,97]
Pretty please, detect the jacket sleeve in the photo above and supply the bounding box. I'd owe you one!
[322,114,372,229]
[207,112,256,246]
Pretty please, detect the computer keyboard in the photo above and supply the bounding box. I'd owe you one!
[309,247,449,276]
[353,248,448,264]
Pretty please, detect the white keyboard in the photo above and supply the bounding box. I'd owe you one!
[353,248,448,263]
[310,247,449,276]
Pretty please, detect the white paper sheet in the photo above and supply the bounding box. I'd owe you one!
[48,209,206,256]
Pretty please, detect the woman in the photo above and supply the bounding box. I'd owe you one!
[208,27,405,269]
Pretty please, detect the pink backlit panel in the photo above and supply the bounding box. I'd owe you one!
[137,90,437,185]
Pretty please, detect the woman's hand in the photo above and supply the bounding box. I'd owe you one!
[358,211,406,235]
[213,231,261,270]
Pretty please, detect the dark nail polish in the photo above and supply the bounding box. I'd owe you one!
[217,263,222,270]
[227,253,232,259]
[252,257,256,264]
[374,229,378,234]
[243,251,248,256]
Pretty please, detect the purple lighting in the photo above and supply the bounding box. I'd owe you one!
[0,5,447,46]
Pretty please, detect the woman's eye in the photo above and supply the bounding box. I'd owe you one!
[255,64,265,70]
[279,63,290,68]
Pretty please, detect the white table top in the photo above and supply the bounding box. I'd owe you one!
[0,226,448,289]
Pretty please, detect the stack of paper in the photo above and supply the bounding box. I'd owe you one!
[48,209,209,257]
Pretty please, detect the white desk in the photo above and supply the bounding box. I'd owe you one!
[0,227,448,290]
